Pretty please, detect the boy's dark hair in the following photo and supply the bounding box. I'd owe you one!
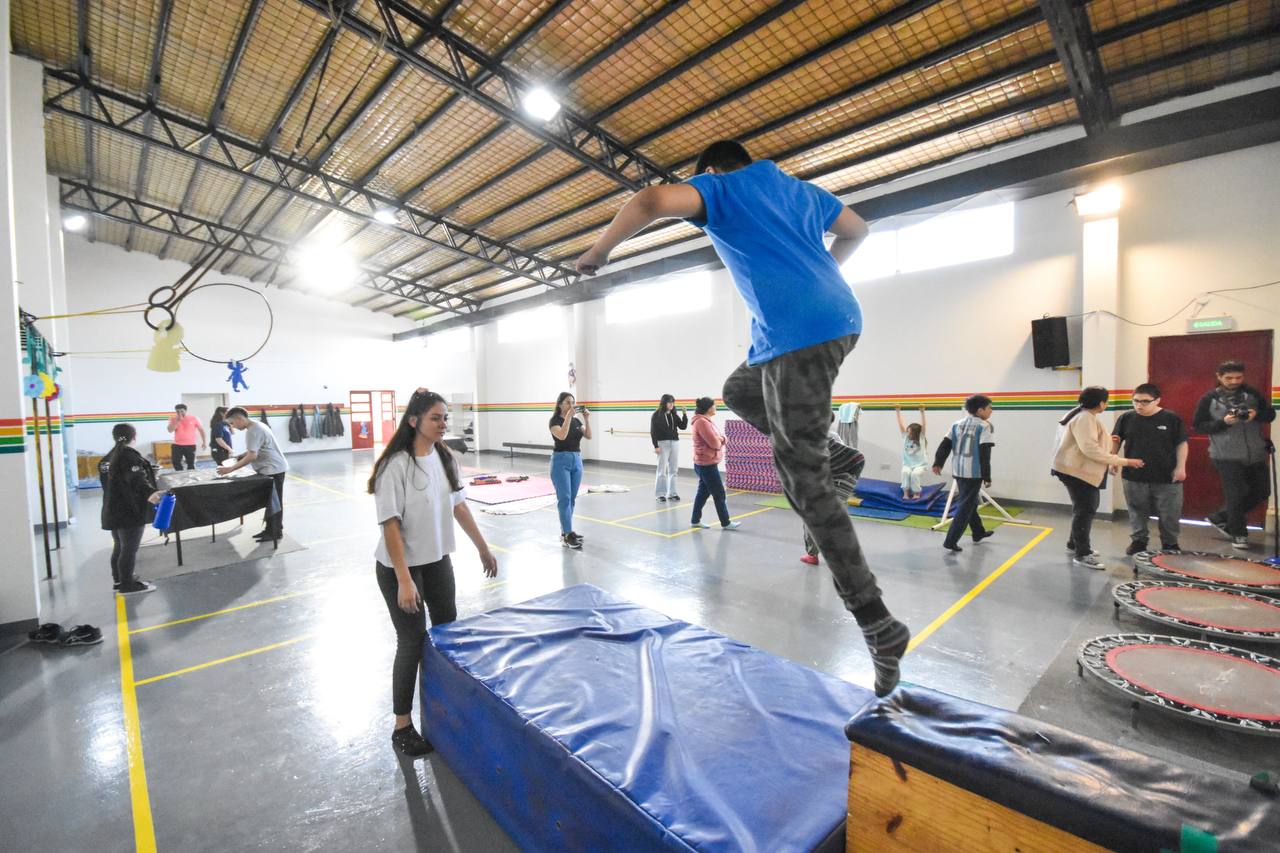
[695,396,715,415]
[964,395,993,415]
[1217,360,1245,374]
[1134,382,1160,399]
[226,406,249,420]
[1078,385,1110,409]
[694,140,752,175]
[174,404,187,412]
[112,423,136,443]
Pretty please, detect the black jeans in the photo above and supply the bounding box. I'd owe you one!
[110,525,145,587]
[171,444,196,470]
[210,445,230,464]
[1056,472,1101,557]
[691,463,731,526]
[722,333,882,612]
[1210,459,1270,536]
[265,472,286,536]
[942,477,988,548]
[376,557,457,716]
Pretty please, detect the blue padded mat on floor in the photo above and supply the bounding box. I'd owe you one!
[853,477,946,515]
[850,505,910,521]
[421,584,875,852]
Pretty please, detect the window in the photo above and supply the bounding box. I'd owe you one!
[605,271,713,324]
[497,304,563,343]
[426,327,471,354]
[841,202,1015,282]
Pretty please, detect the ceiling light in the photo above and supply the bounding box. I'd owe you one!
[521,86,560,121]
[63,214,87,231]
[373,208,398,225]
[294,244,358,293]
[1074,184,1122,218]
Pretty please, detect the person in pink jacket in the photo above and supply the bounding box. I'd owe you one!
[1051,386,1144,570]
[689,397,740,530]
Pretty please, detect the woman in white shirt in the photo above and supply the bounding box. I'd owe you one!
[367,388,498,757]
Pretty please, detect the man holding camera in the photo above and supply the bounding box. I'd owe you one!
[1193,360,1275,549]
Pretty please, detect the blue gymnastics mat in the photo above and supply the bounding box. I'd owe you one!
[854,478,947,515]
[421,584,875,852]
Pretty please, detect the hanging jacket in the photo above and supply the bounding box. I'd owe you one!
[259,409,269,425]
[99,444,158,530]
[311,405,323,439]
[331,403,345,437]
[288,406,306,443]
[650,408,688,447]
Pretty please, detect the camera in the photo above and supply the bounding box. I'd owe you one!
[1228,407,1251,420]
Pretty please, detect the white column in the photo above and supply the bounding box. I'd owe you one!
[0,3,44,634]
[570,302,596,461]
[1080,215,1120,514]
[47,175,76,521]
[10,56,68,532]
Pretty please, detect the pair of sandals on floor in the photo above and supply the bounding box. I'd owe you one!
[28,623,102,646]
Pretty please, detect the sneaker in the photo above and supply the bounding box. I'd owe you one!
[60,625,103,645]
[943,543,962,553]
[1161,544,1181,553]
[972,531,994,544]
[27,623,63,644]
[1125,541,1149,556]
[1232,535,1249,550]
[669,495,681,502]
[391,724,434,758]
[112,582,122,592]
[800,554,819,565]
[691,521,711,529]
[1206,516,1231,538]
[656,496,667,502]
[569,531,584,542]
[1072,554,1107,571]
[119,581,157,596]
[721,521,741,530]
[561,534,582,550]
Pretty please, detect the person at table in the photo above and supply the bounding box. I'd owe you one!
[166,403,206,470]
[217,407,289,542]
[99,423,165,595]
[209,406,234,465]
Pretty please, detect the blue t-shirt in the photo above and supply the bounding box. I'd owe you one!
[685,160,861,365]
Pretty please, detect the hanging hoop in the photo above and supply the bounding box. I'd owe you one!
[173,283,275,364]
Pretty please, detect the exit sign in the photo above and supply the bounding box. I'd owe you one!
[1187,316,1236,333]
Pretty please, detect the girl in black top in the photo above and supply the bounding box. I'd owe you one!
[650,394,688,501]
[549,392,591,548]
[99,423,164,595]
[209,406,234,464]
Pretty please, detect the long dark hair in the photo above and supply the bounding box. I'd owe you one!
[655,394,675,414]
[366,389,462,494]
[553,391,575,417]
[1060,385,1109,425]
[211,406,228,434]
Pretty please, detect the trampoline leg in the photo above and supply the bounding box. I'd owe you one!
[1076,662,1083,678]
[211,524,216,544]
[175,530,183,567]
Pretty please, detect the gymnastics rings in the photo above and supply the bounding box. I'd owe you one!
[144,285,178,332]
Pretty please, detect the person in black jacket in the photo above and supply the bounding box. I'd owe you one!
[1192,360,1276,549]
[99,423,164,595]
[650,394,688,501]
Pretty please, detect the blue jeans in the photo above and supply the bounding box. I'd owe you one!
[692,463,731,526]
[550,451,583,535]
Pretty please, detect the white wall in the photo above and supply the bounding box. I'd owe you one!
[61,238,422,458]
[467,141,1280,509]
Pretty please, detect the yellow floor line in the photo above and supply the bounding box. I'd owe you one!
[134,634,313,687]
[116,595,157,852]
[287,473,357,499]
[570,512,673,539]
[480,579,506,590]
[130,589,319,635]
[665,505,777,538]
[907,525,1053,653]
[611,491,746,523]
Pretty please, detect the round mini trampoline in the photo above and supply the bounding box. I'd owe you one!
[1113,581,1280,643]
[1133,550,1280,593]
[1078,634,1280,736]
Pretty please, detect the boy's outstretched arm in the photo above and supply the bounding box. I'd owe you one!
[828,206,869,266]
[576,184,705,275]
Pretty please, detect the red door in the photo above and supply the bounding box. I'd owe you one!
[1147,330,1273,523]
[349,391,374,450]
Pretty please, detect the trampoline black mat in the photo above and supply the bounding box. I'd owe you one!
[1114,581,1280,642]
[1079,634,1280,736]
[1134,550,1280,592]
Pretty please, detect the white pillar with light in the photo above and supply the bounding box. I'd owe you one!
[1076,184,1122,514]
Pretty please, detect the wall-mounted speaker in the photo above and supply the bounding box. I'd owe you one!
[1031,316,1070,368]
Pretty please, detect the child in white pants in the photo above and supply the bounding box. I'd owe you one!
[896,404,928,500]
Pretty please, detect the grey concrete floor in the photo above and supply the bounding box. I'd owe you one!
[1,448,1274,851]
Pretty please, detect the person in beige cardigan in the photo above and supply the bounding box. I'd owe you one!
[1052,386,1144,570]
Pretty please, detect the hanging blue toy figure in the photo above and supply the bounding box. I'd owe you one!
[226,360,249,392]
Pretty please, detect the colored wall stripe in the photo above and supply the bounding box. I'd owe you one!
[59,404,348,427]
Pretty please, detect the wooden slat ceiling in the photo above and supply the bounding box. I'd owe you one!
[14,0,1280,321]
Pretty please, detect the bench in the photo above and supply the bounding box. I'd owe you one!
[501,441,555,462]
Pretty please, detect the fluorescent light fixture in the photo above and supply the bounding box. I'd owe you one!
[521,86,560,121]
[63,214,87,231]
[294,244,358,293]
[1074,184,1122,217]
[373,208,398,225]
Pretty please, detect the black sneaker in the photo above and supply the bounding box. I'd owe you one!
[119,581,157,596]
[657,496,667,502]
[943,543,962,553]
[669,494,681,502]
[569,531,584,543]
[562,534,582,550]
[391,724,434,757]
[1125,541,1149,556]
[60,625,103,645]
[972,531,994,544]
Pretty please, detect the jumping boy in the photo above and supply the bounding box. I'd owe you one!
[576,140,909,697]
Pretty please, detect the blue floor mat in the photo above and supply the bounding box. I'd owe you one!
[850,506,910,521]
[853,478,946,514]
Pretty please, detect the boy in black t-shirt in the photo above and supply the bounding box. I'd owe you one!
[1111,383,1188,554]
